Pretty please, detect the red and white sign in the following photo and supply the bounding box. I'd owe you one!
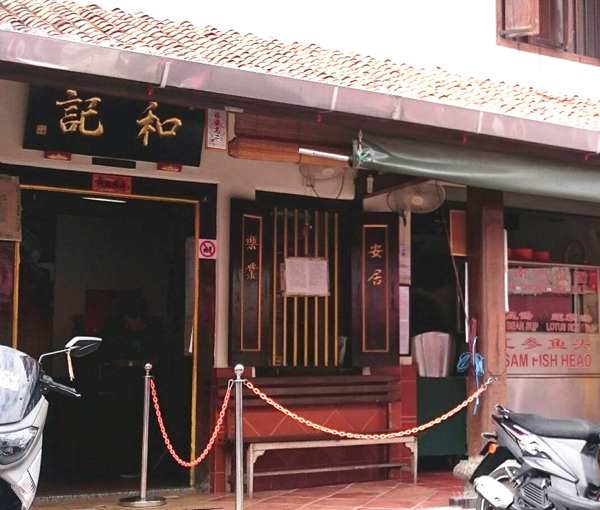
[91,174,132,194]
[206,109,227,150]
[506,332,600,375]
[199,239,217,259]
[156,162,182,173]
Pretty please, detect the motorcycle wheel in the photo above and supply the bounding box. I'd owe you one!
[476,460,521,510]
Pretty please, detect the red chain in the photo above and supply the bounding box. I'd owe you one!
[150,376,494,467]
[243,377,494,440]
[150,378,233,468]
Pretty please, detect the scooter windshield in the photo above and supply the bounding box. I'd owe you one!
[0,346,39,425]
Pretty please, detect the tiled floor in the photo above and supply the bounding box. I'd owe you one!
[32,472,464,510]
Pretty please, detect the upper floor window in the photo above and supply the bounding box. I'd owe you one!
[501,0,600,59]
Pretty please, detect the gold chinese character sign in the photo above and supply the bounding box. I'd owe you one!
[368,243,384,259]
[245,235,259,251]
[246,262,258,281]
[56,89,104,137]
[360,221,398,357]
[367,268,384,286]
[137,101,183,146]
[26,86,203,166]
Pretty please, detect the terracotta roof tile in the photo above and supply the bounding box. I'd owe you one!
[2,0,600,129]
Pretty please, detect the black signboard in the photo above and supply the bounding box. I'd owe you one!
[24,86,204,166]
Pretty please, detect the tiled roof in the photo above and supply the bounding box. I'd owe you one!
[2,0,600,130]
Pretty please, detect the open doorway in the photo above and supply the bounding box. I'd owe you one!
[17,187,197,494]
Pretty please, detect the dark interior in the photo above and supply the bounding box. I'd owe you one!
[17,189,195,493]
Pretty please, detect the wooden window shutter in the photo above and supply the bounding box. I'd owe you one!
[529,0,565,49]
[351,211,400,366]
[229,199,272,367]
[503,0,541,37]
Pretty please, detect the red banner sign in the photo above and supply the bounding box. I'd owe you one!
[91,174,132,195]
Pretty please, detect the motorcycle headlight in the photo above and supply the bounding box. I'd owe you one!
[0,427,38,465]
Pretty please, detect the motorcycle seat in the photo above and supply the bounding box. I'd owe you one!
[510,412,600,442]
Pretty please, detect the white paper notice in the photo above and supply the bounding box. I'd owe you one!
[399,286,410,355]
[284,257,329,296]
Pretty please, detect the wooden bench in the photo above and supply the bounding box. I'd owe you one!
[217,373,417,496]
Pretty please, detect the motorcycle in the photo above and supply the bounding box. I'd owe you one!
[0,336,101,510]
[472,404,600,510]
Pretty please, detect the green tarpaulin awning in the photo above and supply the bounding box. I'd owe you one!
[353,133,600,203]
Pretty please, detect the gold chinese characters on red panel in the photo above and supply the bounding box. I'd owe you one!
[363,225,389,353]
[241,214,263,352]
[352,212,399,366]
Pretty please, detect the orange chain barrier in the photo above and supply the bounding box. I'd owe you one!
[150,375,494,469]
[243,376,495,440]
[150,378,233,468]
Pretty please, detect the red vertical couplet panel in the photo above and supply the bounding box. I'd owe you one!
[229,199,272,367]
[363,225,390,352]
[241,214,262,352]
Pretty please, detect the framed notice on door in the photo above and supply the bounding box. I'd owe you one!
[0,176,21,242]
[282,257,329,297]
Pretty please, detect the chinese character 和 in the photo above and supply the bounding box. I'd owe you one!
[136,101,183,146]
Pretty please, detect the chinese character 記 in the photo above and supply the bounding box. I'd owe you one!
[55,89,104,137]
[368,243,384,259]
[245,235,259,251]
[136,101,183,146]
[367,268,383,286]
[246,262,258,281]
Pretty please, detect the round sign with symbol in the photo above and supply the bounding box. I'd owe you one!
[199,239,217,259]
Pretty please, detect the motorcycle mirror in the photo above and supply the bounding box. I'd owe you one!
[65,336,102,358]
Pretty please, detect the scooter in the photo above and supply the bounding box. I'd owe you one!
[0,336,101,510]
[472,404,600,510]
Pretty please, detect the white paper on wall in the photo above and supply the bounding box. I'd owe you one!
[283,257,329,296]
[399,285,410,355]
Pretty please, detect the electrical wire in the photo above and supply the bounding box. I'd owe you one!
[437,192,468,321]
[457,341,485,415]
[303,168,346,200]
[436,184,486,414]
[334,171,346,199]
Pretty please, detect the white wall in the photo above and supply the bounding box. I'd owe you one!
[93,0,600,101]
[0,79,354,367]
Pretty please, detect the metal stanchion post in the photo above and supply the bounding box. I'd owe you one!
[120,364,166,508]
[234,364,245,510]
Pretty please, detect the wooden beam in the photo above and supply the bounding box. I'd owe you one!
[0,61,322,119]
[4,61,600,170]
[235,112,353,148]
[228,137,349,167]
[466,187,506,457]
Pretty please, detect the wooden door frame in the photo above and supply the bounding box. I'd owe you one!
[2,163,217,487]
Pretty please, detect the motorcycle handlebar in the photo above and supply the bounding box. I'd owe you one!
[40,374,81,398]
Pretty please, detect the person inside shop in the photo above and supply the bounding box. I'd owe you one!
[101,293,163,365]
[99,292,165,477]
